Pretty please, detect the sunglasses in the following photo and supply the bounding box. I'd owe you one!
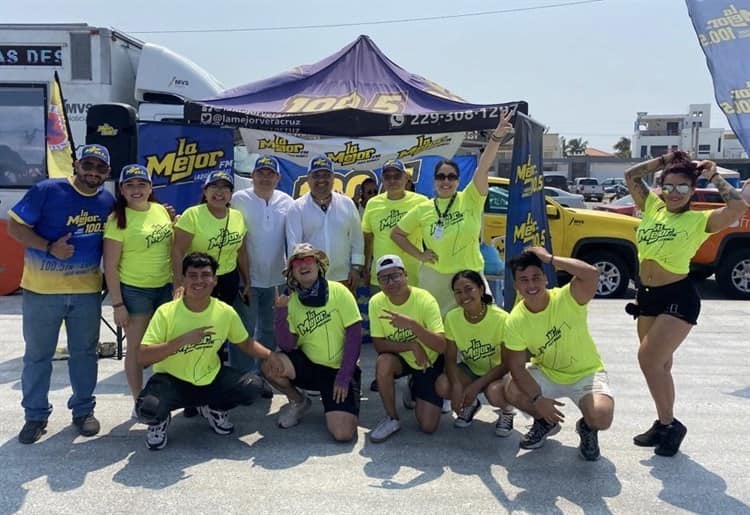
[79,161,109,172]
[382,172,403,181]
[291,256,316,268]
[662,183,691,195]
[377,271,404,284]
[435,173,459,182]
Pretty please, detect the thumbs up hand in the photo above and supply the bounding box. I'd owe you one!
[48,233,75,260]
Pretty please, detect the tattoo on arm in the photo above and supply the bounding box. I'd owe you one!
[715,178,742,202]
[632,180,650,200]
[624,162,652,180]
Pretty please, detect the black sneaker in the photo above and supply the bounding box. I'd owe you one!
[654,419,687,457]
[576,418,600,461]
[18,420,47,444]
[520,418,561,449]
[634,420,664,447]
[183,406,198,418]
[72,414,100,437]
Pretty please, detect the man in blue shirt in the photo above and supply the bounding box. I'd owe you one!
[8,144,115,444]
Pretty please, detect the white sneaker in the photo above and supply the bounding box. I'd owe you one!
[495,410,516,437]
[454,399,481,428]
[146,413,171,450]
[197,405,234,435]
[442,399,452,414]
[278,395,312,428]
[370,416,401,443]
[401,379,415,410]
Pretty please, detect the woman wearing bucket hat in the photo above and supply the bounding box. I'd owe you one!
[262,243,363,441]
[104,164,173,402]
[172,171,249,305]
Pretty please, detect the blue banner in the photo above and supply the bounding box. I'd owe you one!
[138,123,234,213]
[273,154,477,199]
[503,113,553,310]
[687,1,750,155]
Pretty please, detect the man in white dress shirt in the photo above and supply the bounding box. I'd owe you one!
[286,155,364,293]
[231,155,294,375]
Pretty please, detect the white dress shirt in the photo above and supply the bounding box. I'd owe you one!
[232,187,294,288]
[285,192,365,281]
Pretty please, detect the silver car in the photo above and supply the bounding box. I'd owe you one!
[544,187,586,208]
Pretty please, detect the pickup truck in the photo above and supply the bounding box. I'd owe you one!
[574,178,605,202]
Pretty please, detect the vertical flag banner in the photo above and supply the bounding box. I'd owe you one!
[503,113,554,310]
[686,1,750,154]
[46,71,76,178]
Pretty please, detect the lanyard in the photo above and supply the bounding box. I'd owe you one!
[433,194,457,224]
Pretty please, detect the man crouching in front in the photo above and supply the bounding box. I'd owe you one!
[136,252,283,450]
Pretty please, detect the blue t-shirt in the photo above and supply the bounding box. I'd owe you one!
[9,178,115,294]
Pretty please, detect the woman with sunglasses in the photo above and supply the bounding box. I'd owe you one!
[392,111,514,316]
[262,243,362,441]
[103,164,173,402]
[624,151,748,457]
[435,270,515,435]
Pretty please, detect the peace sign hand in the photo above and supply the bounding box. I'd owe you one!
[379,309,416,331]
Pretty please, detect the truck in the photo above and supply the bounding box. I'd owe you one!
[574,177,605,202]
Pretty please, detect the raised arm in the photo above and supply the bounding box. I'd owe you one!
[699,161,750,232]
[473,110,514,196]
[624,154,673,210]
[526,246,599,304]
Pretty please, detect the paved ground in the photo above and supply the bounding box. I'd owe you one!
[0,280,748,514]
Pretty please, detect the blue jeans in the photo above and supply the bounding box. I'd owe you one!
[21,290,102,421]
[231,286,277,373]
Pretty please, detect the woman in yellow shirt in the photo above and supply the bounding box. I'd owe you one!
[625,151,748,457]
[103,164,173,401]
[435,270,515,436]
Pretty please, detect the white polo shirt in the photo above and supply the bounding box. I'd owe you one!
[285,192,365,281]
[232,187,294,288]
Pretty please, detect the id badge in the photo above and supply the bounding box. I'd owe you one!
[432,222,444,240]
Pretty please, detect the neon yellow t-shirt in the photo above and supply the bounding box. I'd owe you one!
[444,304,507,377]
[142,297,249,386]
[361,191,426,286]
[368,286,444,369]
[104,203,173,288]
[636,191,713,274]
[287,281,362,369]
[175,204,247,275]
[504,284,605,384]
[396,181,485,274]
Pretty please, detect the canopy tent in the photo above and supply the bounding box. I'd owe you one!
[184,35,527,137]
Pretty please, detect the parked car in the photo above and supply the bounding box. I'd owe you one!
[601,177,626,193]
[543,187,586,209]
[573,177,605,202]
[543,173,569,192]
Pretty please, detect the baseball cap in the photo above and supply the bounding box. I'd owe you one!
[253,155,280,174]
[308,155,334,174]
[203,170,234,189]
[382,159,406,174]
[119,164,151,184]
[375,254,405,275]
[78,144,110,165]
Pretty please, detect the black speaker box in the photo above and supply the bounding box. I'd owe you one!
[85,103,138,180]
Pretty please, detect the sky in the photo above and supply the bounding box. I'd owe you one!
[3,0,725,152]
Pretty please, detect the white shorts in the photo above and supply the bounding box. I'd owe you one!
[527,365,613,406]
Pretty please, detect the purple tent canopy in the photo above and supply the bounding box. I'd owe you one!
[184,35,527,137]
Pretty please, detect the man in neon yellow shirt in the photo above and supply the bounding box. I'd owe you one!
[503,247,614,461]
[368,255,446,443]
[136,252,283,450]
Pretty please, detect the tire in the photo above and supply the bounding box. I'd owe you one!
[581,250,631,299]
[715,248,750,300]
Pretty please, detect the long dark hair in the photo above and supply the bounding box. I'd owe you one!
[451,270,493,305]
[659,150,699,213]
[113,186,158,229]
[434,159,460,177]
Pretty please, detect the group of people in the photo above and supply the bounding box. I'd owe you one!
[8,113,748,460]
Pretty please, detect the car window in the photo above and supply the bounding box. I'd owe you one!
[485,185,509,214]
[543,188,558,196]
[579,179,598,185]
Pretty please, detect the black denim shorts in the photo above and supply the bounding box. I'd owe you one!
[285,349,361,415]
[636,277,701,325]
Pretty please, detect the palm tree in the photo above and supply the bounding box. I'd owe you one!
[613,137,631,158]
[564,137,588,156]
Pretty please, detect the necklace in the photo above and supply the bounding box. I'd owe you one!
[465,303,487,323]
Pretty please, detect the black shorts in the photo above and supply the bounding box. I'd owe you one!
[285,349,361,415]
[636,277,701,325]
[395,354,445,408]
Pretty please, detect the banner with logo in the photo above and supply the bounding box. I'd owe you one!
[46,71,76,179]
[687,1,750,154]
[503,113,553,310]
[138,123,234,213]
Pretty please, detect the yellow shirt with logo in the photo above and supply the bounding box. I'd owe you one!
[397,181,485,274]
[444,304,507,377]
[175,204,247,275]
[287,281,362,369]
[104,203,173,288]
[368,286,444,369]
[636,191,713,274]
[142,297,249,386]
[504,284,604,384]
[361,191,427,286]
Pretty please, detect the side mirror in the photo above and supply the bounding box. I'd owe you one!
[546,204,560,219]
